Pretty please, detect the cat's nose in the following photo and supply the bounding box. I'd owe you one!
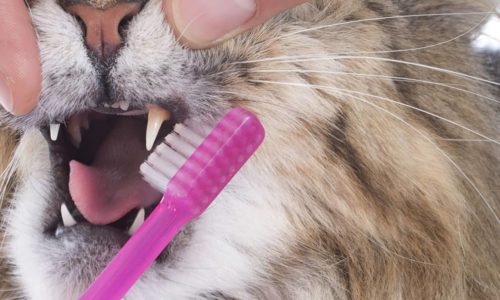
[65,3,142,59]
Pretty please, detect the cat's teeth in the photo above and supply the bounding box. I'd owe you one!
[66,114,90,148]
[111,102,121,109]
[67,120,83,148]
[50,124,61,141]
[119,101,130,111]
[146,105,171,151]
[61,203,77,227]
[127,208,145,235]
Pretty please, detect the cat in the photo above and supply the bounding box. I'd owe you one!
[0,0,499,299]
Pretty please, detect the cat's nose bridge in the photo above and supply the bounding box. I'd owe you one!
[66,3,142,59]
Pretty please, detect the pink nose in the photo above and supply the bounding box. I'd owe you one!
[66,3,142,59]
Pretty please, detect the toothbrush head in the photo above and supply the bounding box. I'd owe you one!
[140,108,265,216]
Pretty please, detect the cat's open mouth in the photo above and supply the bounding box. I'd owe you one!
[43,102,182,239]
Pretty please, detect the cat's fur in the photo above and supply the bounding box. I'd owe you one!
[1,0,499,299]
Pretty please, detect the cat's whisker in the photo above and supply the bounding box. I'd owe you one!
[440,138,497,143]
[276,14,490,57]
[174,11,210,45]
[275,11,496,41]
[248,69,500,104]
[230,11,496,67]
[251,79,499,223]
[215,90,301,112]
[250,79,500,145]
[0,149,18,230]
[253,55,500,86]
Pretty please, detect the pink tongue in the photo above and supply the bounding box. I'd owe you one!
[68,118,162,225]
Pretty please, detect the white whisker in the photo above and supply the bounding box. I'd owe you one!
[277,13,490,57]
[0,142,19,250]
[175,11,209,45]
[263,55,499,86]
[249,69,500,104]
[252,80,499,223]
[440,138,497,143]
[250,80,500,145]
[276,12,495,41]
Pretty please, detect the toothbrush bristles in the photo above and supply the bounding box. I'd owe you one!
[174,124,205,145]
[141,123,206,192]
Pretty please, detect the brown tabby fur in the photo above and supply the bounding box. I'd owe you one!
[1,0,499,299]
[0,128,17,299]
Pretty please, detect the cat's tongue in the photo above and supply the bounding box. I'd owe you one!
[68,118,162,225]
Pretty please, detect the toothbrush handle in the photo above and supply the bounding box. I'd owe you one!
[80,196,191,300]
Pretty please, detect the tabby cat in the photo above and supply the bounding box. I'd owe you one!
[0,0,499,299]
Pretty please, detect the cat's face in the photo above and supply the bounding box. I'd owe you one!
[5,0,350,298]
[2,0,499,299]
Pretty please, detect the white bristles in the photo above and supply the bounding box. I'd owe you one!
[148,152,178,179]
[173,124,204,146]
[165,133,197,158]
[140,123,206,192]
[155,144,187,167]
[140,163,167,192]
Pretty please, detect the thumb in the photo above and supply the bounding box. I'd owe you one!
[0,0,41,115]
[164,0,308,49]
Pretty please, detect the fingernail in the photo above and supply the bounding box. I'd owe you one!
[172,0,257,47]
[0,72,14,113]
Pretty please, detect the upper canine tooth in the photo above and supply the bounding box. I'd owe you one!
[111,102,121,109]
[61,203,77,227]
[127,208,145,235]
[146,105,171,151]
[50,124,61,141]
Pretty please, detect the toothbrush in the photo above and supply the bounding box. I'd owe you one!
[80,108,265,300]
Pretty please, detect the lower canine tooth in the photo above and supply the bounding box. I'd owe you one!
[61,203,77,227]
[50,124,61,141]
[128,208,145,235]
[146,105,171,151]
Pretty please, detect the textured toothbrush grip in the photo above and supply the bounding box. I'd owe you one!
[79,203,189,300]
[166,108,265,216]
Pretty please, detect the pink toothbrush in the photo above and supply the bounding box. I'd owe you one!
[80,108,265,300]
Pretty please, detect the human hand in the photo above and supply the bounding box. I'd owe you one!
[0,0,41,116]
[164,0,308,48]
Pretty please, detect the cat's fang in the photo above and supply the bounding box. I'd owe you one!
[61,203,77,227]
[50,124,61,141]
[127,208,145,236]
[146,105,171,151]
